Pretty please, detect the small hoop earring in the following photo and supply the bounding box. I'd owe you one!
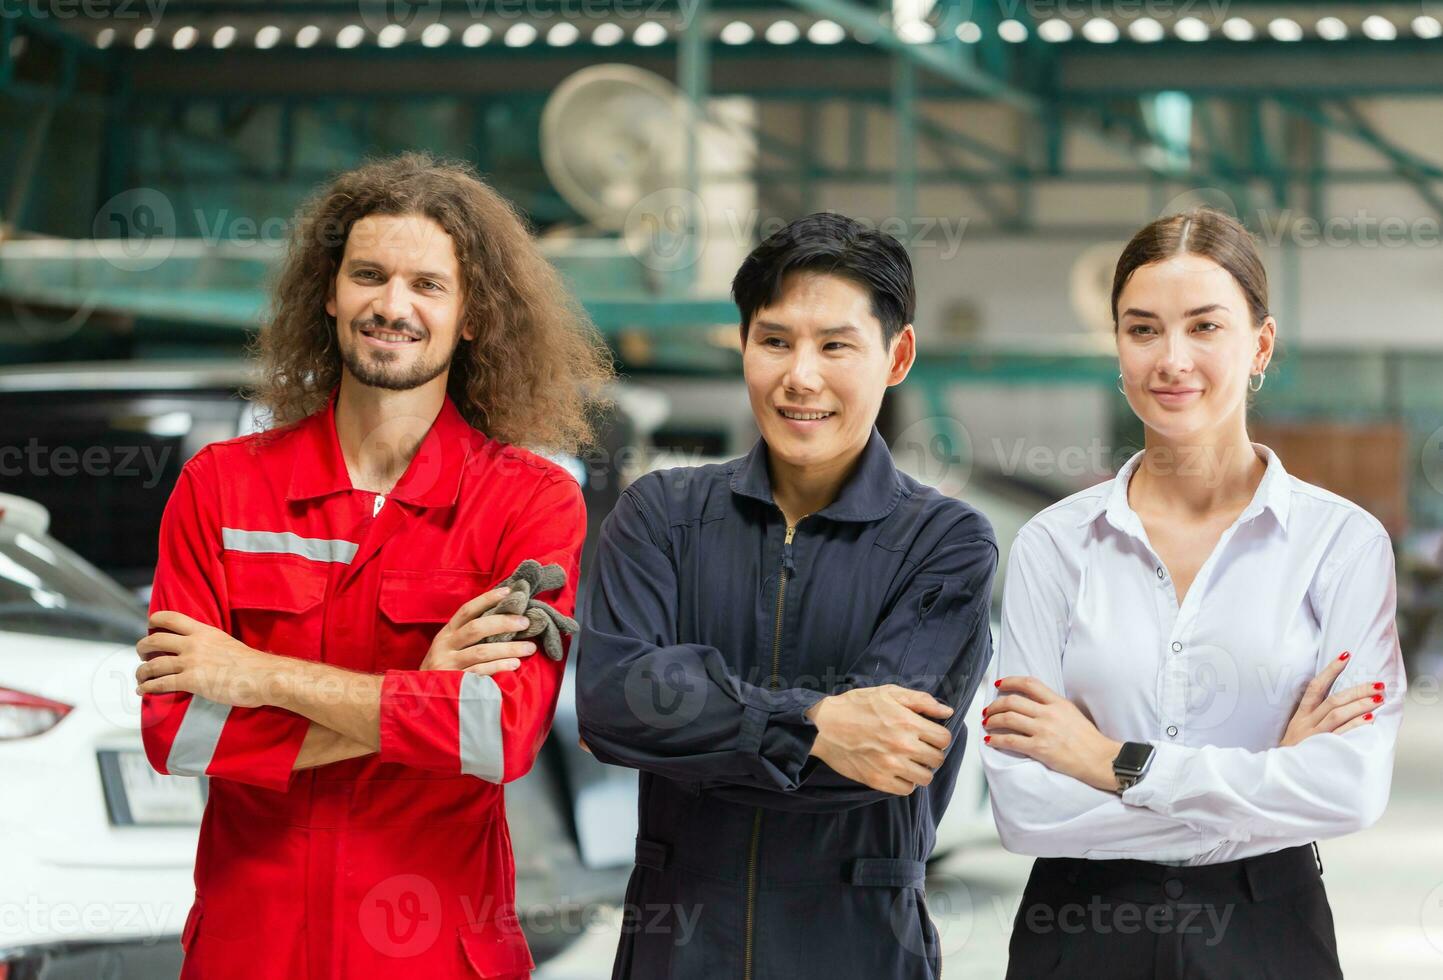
[1117,373,1126,395]
[1249,371,1266,392]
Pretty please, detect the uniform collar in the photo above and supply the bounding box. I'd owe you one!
[286,389,472,509]
[729,426,905,523]
[1080,442,1291,534]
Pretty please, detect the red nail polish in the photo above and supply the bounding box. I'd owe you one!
[984,735,992,743]
[994,680,1002,688]
[982,716,989,726]
[1363,713,1374,721]
[1372,694,1383,703]
[1373,682,1385,691]
[981,708,988,717]
[1338,651,1351,661]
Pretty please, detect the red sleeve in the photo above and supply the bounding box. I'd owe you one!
[377,473,585,783]
[142,450,309,792]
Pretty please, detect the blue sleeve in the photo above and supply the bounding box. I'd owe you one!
[706,527,998,811]
[575,488,827,791]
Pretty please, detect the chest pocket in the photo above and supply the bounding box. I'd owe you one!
[377,568,494,671]
[222,553,328,660]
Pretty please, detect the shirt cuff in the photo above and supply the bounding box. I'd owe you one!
[1120,740,1184,814]
[759,688,828,786]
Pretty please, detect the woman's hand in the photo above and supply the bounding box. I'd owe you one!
[984,676,1123,793]
[1281,650,1383,747]
[420,586,538,675]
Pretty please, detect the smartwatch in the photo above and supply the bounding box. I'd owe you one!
[1112,741,1155,795]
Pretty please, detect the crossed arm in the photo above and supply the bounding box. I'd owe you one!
[137,457,583,789]
[980,527,1404,859]
[137,588,556,766]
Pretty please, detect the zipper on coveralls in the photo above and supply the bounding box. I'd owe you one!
[744,521,797,980]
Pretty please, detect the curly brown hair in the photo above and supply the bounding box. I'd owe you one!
[250,151,615,452]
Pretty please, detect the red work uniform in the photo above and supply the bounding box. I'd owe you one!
[140,391,585,979]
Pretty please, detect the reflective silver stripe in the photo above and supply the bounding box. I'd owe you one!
[221,528,358,564]
[166,695,231,777]
[459,672,504,783]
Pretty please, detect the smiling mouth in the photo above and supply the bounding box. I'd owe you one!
[359,325,421,344]
[777,408,836,421]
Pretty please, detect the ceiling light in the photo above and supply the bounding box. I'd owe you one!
[1038,19,1073,43]
[1362,16,1396,41]
[998,19,1028,43]
[591,23,623,46]
[765,20,801,44]
[1081,18,1119,43]
[1222,17,1255,41]
[807,20,845,44]
[1129,17,1165,42]
[633,21,668,46]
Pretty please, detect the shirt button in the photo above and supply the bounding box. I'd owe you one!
[1171,641,1183,653]
[1156,566,1165,579]
[1166,725,1179,738]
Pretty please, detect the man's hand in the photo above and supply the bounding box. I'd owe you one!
[805,685,954,796]
[135,611,277,708]
[984,676,1122,792]
[1280,650,1383,747]
[420,586,539,675]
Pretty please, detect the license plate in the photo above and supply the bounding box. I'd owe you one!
[98,750,207,825]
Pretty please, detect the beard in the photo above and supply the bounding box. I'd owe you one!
[339,318,456,391]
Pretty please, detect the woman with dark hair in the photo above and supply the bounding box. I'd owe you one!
[981,208,1405,979]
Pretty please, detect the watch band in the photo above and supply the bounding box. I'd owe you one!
[1112,741,1155,795]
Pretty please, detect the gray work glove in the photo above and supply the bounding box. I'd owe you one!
[480,559,578,661]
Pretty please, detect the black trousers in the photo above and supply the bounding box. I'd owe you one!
[1004,843,1343,980]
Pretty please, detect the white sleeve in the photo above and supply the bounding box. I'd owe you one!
[1122,534,1405,843]
[981,525,1229,860]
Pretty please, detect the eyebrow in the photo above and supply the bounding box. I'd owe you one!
[1120,304,1230,320]
[343,259,455,285]
[753,320,864,338]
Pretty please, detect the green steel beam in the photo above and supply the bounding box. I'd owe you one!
[1276,97,1443,219]
[1334,100,1443,221]
[914,114,1028,174]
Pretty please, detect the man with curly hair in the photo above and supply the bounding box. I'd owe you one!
[133,153,614,979]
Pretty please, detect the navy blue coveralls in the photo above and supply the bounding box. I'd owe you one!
[577,428,998,979]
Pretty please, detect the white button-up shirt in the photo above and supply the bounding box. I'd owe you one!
[981,444,1406,865]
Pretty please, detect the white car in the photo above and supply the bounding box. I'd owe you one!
[0,493,196,975]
